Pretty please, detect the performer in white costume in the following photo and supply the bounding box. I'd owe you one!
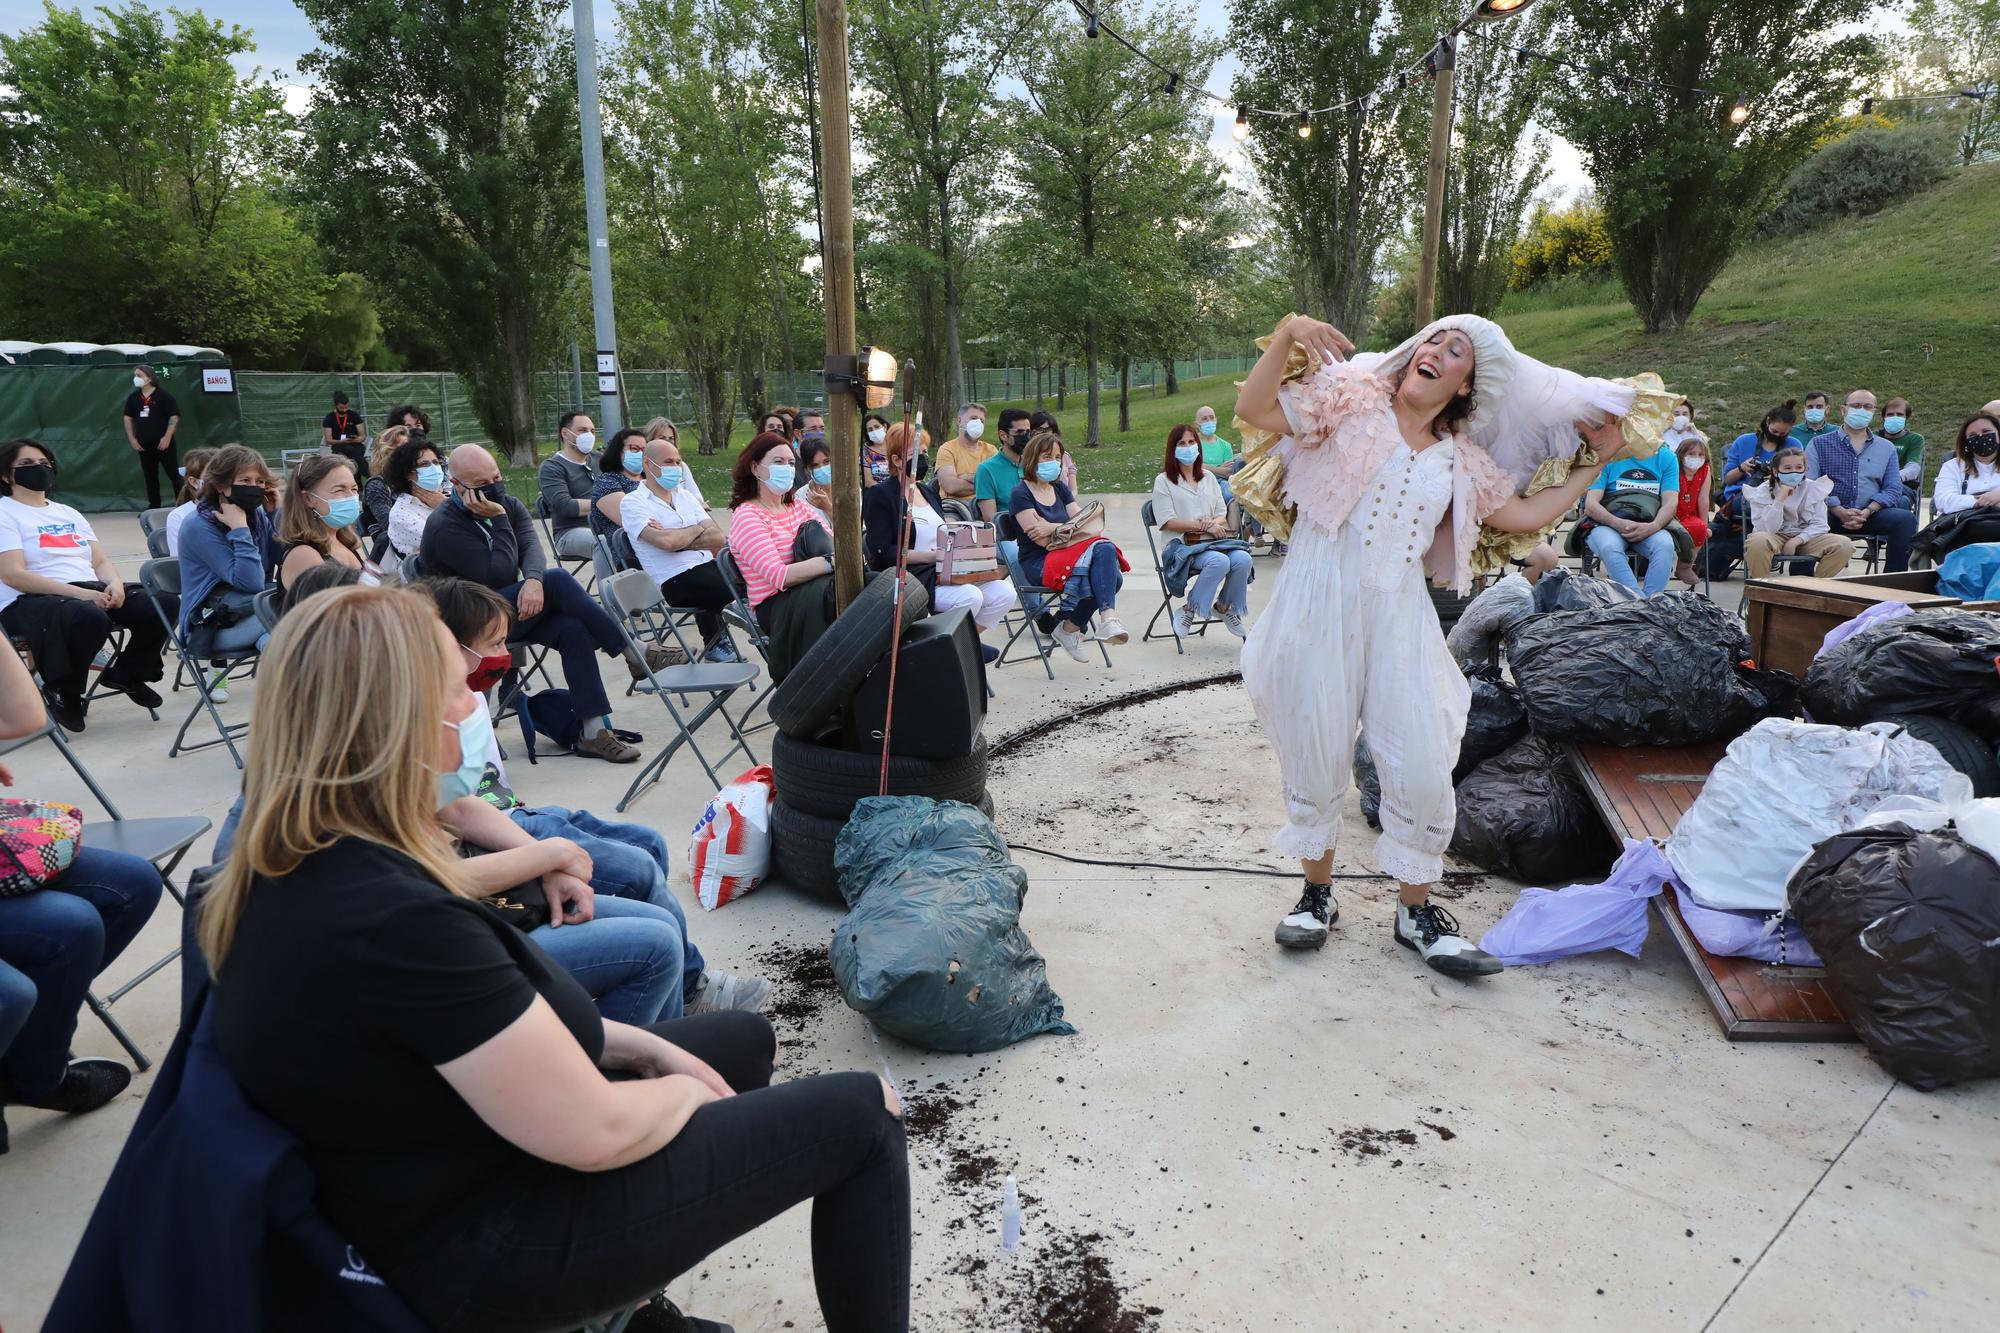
[1236,313,1633,976]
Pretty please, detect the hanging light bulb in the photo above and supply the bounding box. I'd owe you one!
[1861,96,1873,115]
[1232,106,1249,141]
[1728,98,1751,125]
[1085,8,1099,38]
[1515,47,1531,67]
[1296,110,1312,139]
[1164,72,1179,95]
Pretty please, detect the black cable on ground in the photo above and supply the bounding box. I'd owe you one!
[1004,842,1387,880]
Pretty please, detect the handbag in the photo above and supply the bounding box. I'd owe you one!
[0,799,84,897]
[477,879,551,931]
[1047,501,1107,548]
[937,521,1006,586]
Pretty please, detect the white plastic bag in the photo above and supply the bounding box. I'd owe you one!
[688,765,775,910]
[1667,720,1972,913]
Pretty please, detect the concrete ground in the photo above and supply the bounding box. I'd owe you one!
[2,496,1993,1332]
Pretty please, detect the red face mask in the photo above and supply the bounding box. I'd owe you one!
[465,651,512,693]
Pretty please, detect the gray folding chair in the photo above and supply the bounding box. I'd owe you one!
[536,492,594,588]
[1140,499,1215,655]
[0,657,210,1071]
[991,512,1110,678]
[597,569,760,812]
[137,507,175,560]
[253,587,283,634]
[141,558,253,769]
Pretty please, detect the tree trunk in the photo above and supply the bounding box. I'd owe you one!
[1035,360,1045,410]
[499,289,537,466]
[1165,359,1178,396]
[1117,356,1130,433]
[694,352,730,457]
[938,185,966,417]
[1084,316,1101,448]
[1057,365,1066,412]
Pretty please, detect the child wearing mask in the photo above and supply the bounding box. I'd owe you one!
[1742,446,1853,578]
[1664,400,1711,586]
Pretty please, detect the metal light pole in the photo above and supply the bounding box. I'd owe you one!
[816,0,865,608]
[1416,0,1538,328]
[574,0,624,432]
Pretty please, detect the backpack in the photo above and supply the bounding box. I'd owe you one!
[516,689,585,763]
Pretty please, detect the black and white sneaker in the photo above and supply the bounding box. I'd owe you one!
[1394,901,1503,977]
[1275,883,1337,949]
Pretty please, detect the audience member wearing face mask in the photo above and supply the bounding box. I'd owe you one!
[540,411,603,562]
[1932,413,2000,515]
[277,455,366,592]
[621,437,741,663]
[936,403,994,500]
[1800,388,1918,571]
[1741,445,1853,578]
[176,443,279,662]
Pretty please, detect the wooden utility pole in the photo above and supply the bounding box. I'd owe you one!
[1415,35,1456,328]
[817,0,864,609]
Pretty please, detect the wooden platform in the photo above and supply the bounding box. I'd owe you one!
[1567,742,1854,1043]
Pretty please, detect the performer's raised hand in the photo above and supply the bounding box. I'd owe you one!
[1283,315,1354,368]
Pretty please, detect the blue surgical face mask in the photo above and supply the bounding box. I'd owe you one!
[1844,407,1874,431]
[657,464,684,490]
[438,706,493,808]
[623,449,645,474]
[1883,414,1906,435]
[319,495,362,529]
[1174,443,1200,465]
[1035,459,1062,482]
[1199,420,1216,436]
[415,463,445,491]
[1803,406,1826,426]
[764,462,795,493]
[811,464,832,487]
[1776,470,1806,485]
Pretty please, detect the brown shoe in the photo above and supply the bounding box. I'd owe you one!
[573,729,642,763]
[628,643,690,680]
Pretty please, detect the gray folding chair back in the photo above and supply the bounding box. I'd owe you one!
[714,547,774,663]
[141,557,252,768]
[597,569,760,811]
[398,552,423,584]
[138,507,175,559]
[253,587,283,633]
[0,652,210,1071]
[1139,498,1213,654]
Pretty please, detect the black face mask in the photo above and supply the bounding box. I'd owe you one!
[480,480,507,501]
[10,463,53,493]
[1969,435,1999,459]
[228,483,266,513]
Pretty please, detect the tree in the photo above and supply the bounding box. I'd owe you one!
[1228,0,1428,338]
[0,2,331,359]
[1548,0,1877,333]
[608,0,809,455]
[1903,0,2000,165]
[295,0,583,463]
[1432,14,1552,319]
[1003,1,1220,446]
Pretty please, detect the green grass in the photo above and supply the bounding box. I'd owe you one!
[977,372,1255,494]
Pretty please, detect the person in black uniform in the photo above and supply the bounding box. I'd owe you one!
[121,364,181,509]
[322,391,368,477]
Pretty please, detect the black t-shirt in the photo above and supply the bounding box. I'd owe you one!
[211,837,604,1260]
[123,387,180,446]
[323,409,366,444]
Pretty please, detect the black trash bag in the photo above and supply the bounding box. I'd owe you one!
[1457,661,1529,781]
[1532,567,1639,614]
[1800,609,2000,745]
[1354,734,1381,828]
[1789,821,2000,1091]
[830,795,1075,1053]
[1505,592,1797,747]
[1449,736,1618,884]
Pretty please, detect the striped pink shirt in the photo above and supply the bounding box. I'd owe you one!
[726,500,831,606]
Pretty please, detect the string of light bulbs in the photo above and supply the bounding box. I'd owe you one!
[1068,0,1994,140]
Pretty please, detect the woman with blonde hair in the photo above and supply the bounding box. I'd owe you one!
[203,585,910,1331]
[361,423,413,542]
[276,454,364,590]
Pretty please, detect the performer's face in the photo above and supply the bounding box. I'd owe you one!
[1399,331,1476,411]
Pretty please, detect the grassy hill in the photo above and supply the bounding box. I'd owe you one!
[977,161,2000,495]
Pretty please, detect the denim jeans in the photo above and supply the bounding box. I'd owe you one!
[1058,541,1123,624]
[1186,547,1253,617]
[0,848,165,1093]
[1585,523,1676,596]
[207,618,268,655]
[383,1011,910,1333]
[529,896,685,1025]
[0,960,33,1060]
[508,805,707,1000]
[1837,505,1918,573]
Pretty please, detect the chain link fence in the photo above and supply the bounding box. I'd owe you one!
[234,356,1256,456]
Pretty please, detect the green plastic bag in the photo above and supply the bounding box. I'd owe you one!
[830,795,1075,1053]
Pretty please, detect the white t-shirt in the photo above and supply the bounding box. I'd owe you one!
[165,500,197,557]
[0,496,99,614]
[621,482,715,585]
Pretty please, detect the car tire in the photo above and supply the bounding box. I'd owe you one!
[771,729,988,819]
[1875,713,2000,798]
[769,572,929,740]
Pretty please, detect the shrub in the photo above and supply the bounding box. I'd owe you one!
[1509,199,1613,291]
[1760,123,1956,236]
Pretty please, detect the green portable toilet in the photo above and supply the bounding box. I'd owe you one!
[0,341,246,513]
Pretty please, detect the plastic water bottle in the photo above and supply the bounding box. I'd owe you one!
[1001,1175,1021,1253]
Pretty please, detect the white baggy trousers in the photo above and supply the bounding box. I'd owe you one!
[1242,447,1471,885]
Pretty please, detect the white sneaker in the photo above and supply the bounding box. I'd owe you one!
[1394,901,1503,977]
[1170,604,1195,642]
[1050,621,1090,662]
[1218,606,1248,640]
[1096,612,1129,646]
[686,970,773,1014]
[207,671,230,704]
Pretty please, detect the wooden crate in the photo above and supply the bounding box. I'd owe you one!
[1567,742,1853,1043]
[1743,575,1961,680]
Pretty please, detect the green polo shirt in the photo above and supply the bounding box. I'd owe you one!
[974,451,1023,514]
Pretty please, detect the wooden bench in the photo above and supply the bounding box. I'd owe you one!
[1567,742,1853,1043]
